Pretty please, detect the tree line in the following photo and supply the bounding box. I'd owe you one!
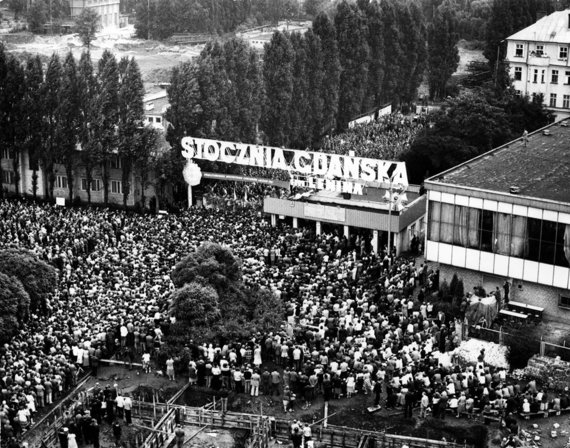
[166,0,440,152]
[134,0,301,40]
[0,45,159,207]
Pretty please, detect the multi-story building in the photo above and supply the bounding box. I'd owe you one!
[70,0,120,29]
[506,10,570,119]
[424,119,570,321]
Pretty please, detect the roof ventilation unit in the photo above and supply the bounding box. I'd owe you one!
[510,186,520,194]
[561,121,569,127]
[543,129,552,136]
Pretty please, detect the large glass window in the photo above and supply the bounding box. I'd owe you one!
[493,213,512,255]
[426,202,570,269]
[428,201,441,242]
[480,210,494,252]
[526,218,542,262]
[453,206,468,246]
[440,203,455,244]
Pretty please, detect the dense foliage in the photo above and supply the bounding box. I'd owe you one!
[169,242,285,345]
[167,0,429,151]
[403,89,553,183]
[0,272,30,343]
[0,45,159,206]
[134,0,301,40]
[0,249,56,313]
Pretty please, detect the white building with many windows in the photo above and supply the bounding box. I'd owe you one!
[506,10,570,119]
[424,119,570,321]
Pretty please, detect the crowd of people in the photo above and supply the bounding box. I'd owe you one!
[321,114,425,161]
[0,194,550,447]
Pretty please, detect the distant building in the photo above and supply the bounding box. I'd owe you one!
[424,119,570,321]
[506,10,570,119]
[70,0,120,29]
[143,91,170,132]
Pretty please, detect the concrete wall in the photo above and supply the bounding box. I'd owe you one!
[436,263,570,322]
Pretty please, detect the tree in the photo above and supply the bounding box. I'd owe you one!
[27,1,47,34]
[358,0,385,112]
[135,126,161,210]
[313,13,340,137]
[77,51,98,204]
[0,249,57,313]
[75,8,100,50]
[0,272,30,343]
[169,242,284,344]
[289,32,310,148]
[0,50,25,195]
[304,0,326,17]
[171,242,241,289]
[95,50,120,205]
[304,29,325,145]
[118,57,144,207]
[427,8,460,100]
[379,0,404,104]
[59,52,81,202]
[23,56,44,199]
[40,53,63,199]
[8,0,27,20]
[335,0,369,129]
[262,31,294,146]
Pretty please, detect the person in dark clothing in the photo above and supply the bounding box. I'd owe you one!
[373,381,382,407]
[112,420,122,444]
[404,390,415,418]
[58,427,69,448]
[90,420,100,448]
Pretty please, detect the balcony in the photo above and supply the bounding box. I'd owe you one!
[528,52,551,66]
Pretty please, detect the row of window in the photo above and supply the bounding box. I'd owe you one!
[55,176,123,194]
[514,67,570,86]
[428,201,570,268]
[147,116,163,124]
[1,151,124,170]
[514,43,568,60]
[549,93,570,108]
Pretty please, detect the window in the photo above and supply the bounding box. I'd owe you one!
[480,210,494,252]
[560,295,570,309]
[536,45,544,56]
[81,178,101,191]
[514,67,522,81]
[56,175,68,189]
[540,220,557,264]
[439,203,455,244]
[1,148,10,159]
[156,117,162,123]
[428,201,441,242]
[564,95,570,108]
[526,218,542,262]
[1,170,15,185]
[533,69,538,83]
[541,69,545,83]
[110,156,122,169]
[550,93,557,107]
[148,117,154,123]
[111,180,122,194]
[515,43,524,57]
[552,69,559,84]
[566,71,570,84]
[560,46,568,59]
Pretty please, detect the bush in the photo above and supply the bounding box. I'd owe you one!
[505,328,540,370]
[73,195,82,206]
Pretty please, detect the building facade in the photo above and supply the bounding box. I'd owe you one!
[506,10,570,119]
[424,119,570,321]
[70,0,120,29]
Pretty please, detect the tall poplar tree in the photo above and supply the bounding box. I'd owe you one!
[335,0,369,129]
[95,50,120,205]
[289,32,309,148]
[427,8,460,100]
[77,51,98,204]
[312,13,340,137]
[41,53,63,199]
[59,53,81,201]
[23,56,44,198]
[262,31,294,147]
[379,0,404,104]
[118,57,144,207]
[304,29,325,145]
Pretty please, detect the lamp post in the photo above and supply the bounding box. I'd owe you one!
[387,179,393,262]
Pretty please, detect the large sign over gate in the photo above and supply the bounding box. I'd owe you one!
[181,137,408,195]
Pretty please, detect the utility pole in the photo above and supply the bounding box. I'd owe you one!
[147,0,150,40]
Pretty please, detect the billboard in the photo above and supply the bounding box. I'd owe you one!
[181,137,408,195]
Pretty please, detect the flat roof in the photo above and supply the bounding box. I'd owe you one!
[427,119,570,205]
